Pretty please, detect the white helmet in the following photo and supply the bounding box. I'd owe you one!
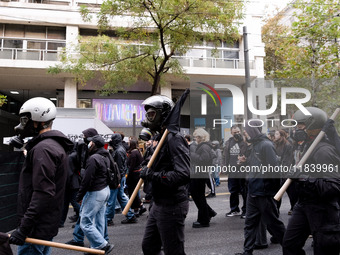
[19,97,57,122]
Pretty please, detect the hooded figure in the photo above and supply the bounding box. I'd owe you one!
[109,133,128,177]
[244,120,262,142]
[236,119,286,255]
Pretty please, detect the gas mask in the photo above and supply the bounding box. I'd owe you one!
[233,133,243,142]
[293,129,308,142]
[9,115,37,149]
[141,108,163,132]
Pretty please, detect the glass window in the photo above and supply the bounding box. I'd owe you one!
[25,26,46,39]
[222,41,239,48]
[47,27,66,40]
[5,24,24,38]
[47,42,65,51]
[27,41,46,50]
[0,24,4,37]
[223,50,239,59]
[3,39,23,48]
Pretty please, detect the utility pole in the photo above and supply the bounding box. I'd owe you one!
[243,26,252,119]
[133,113,136,137]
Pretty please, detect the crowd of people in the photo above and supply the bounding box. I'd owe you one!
[7,95,340,255]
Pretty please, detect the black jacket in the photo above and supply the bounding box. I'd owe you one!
[150,132,190,204]
[297,139,340,202]
[246,134,281,197]
[110,133,127,176]
[275,141,294,167]
[76,147,110,202]
[17,130,74,240]
[190,141,214,178]
[127,149,143,172]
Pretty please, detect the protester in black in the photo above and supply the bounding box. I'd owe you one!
[223,125,247,218]
[139,94,190,255]
[9,97,74,255]
[235,120,286,255]
[106,133,137,225]
[274,129,296,214]
[60,141,85,226]
[282,107,340,255]
[127,139,145,216]
[76,134,114,254]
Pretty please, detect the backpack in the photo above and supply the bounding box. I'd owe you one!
[103,154,121,189]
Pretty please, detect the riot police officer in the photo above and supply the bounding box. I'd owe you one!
[282,107,340,255]
[139,95,190,255]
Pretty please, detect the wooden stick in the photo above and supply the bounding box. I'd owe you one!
[8,235,105,254]
[122,129,169,215]
[274,108,340,201]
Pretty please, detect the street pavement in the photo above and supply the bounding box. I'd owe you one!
[11,182,314,255]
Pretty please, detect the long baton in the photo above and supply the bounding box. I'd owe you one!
[8,234,105,254]
[122,129,169,215]
[274,108,340,201]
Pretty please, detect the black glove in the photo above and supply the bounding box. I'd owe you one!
[322,119,336,139]
[322,119,340,154]
[9,228,26,245]
[140,166,154,181]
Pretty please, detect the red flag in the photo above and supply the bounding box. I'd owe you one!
[0,233,13,255]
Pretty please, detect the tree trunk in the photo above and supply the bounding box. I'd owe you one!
[151,74,161,95]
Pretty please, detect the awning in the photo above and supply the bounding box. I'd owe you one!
[53,108,113,141]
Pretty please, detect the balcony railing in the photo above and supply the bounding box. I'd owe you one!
[172,56,254,69]
[0,48,60,61]
[0,48,254,70]
[0,0,104,7]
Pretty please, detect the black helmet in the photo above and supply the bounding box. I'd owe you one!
[293,107,328,131]
[142,95,174,115]
[141,95,174,132]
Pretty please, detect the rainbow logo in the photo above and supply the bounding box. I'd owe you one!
[196,82,222,106]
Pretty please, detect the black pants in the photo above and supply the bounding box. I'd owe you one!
[286,181,298,211]
[244,196,286,254]
[228,178,247,213]
[142,200,189,255]
[126,172,142,210]
[283,202,340,255]
[190,178,215,224]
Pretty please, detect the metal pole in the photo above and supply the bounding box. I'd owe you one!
[243,26,252,119]
[132,113,136,137]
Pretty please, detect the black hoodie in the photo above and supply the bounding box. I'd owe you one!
[109,133,127,176]
[17,130,74,240]
[76,147,110,202]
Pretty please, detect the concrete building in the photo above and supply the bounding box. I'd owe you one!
[0,0,266,143]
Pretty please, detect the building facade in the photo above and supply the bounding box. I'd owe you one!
[0,0,266,140]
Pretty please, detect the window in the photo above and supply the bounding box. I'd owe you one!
[5,24,24,37]
[223,50,239,59]
[3,39,23,48]
[25,26,46,39]
[47,42,65,50]
[47,27,66,40]
[27,41,46,49]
